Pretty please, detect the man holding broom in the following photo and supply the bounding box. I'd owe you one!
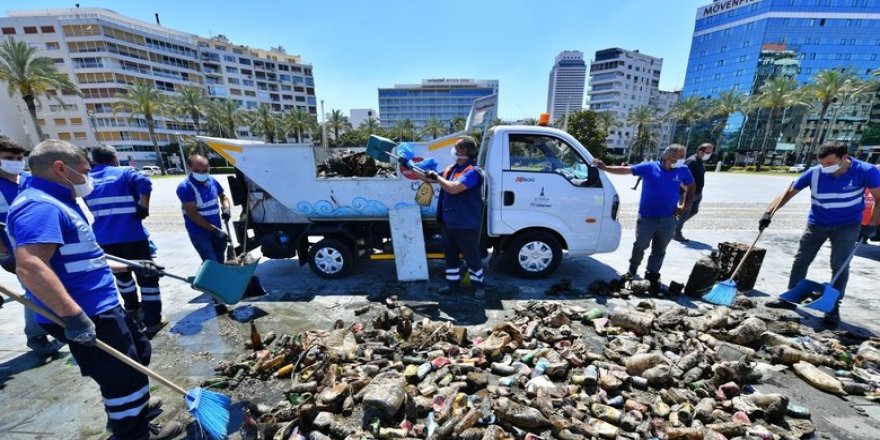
[762,142,880,325]
[7,140,182,439]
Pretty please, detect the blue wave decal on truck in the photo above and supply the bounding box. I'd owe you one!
[296,197,437,218]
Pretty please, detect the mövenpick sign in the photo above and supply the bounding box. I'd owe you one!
[698,0,762,19]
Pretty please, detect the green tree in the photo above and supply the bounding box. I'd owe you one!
[325,108,352,142]
[421,118,445,140]
[707,88,748,151]
[113,82,169,173]
[247,104,279,143]
[595,111,621,139]
[205,99,244,139]
[0,37,81,142]
[450,116,466,133]
[171,85,210,154]
[626,105,659,162]
[800,68,857,154]
[283,109,317,143]
[391,119,416,141]
[359,116,382,137]
[565,109,607,158]
[667,96,706,150]
[751,76,805,170]
[337,129,368,148]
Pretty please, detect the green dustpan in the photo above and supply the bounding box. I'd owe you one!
[191,260,259,305]
[365,135,397,162]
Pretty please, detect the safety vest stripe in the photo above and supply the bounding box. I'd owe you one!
[810,167,866,201]
[811,198,863,209]
[104,385,150,405]
[58,242,97,256]
[106,402,147,420]
[812,188,864,200]
[92,207,137,217]
[64,257,108,274]
[198,208,221,216]
[85,195,135,207]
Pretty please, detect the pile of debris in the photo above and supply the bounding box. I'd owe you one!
[206,300,880,439]
[317,150,396,178]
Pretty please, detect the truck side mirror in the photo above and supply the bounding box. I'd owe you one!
[586,164,600,187]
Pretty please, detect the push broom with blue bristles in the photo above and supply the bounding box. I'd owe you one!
[0,284,231,440]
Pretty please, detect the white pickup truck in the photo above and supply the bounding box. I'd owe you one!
[200,123,621,279]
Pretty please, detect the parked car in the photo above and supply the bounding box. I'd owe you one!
[139,166,161,176]
[787,164,807,173]
[166,167,185,175]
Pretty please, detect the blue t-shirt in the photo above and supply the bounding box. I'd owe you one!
[793,159,880,227]
[438,162,483,229]
[632,161,695,218]
[84,165,152,245]
[176,174,224,236]
[8,177,119,323]
[0,177,19,250]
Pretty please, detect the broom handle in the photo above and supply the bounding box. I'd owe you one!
[0,283,189,397]
[730,197,784,279]
[104,254,190,283]
[829,242,861,285]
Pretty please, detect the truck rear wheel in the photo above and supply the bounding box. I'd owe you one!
[506,231,562,279]
[308,238,354,279]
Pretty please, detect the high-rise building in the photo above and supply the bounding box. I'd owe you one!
[377,79,498,132]
[587,48,675,154]
[546,51,586,123]
[0,8,317,165]
[349,108,378,128]
[682,0,880,156]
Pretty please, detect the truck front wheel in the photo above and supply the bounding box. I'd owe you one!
[308,238,354,279]
[506,231,562,279]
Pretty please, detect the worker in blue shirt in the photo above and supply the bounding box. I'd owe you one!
[176,154,231,314]
[595,144,696,294]
[83,145,167,338]
[762,142,880,325]
[8,140,182,440]
[0,135,65,356]
[421,136,486,299]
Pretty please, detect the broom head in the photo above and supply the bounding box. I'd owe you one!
[703,278,737,306]
[186,387,231,440]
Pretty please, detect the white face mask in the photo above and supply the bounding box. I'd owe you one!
[63,169,94,198]
[191,171,210,182]
[450,147,469,161]
[0,159,25,174]
[702,153,712,161]
[672,158,686,168]
[820,162,841,174]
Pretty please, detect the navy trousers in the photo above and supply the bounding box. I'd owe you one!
[42,306,152,439]
[441,226,484,288]
[102,240,163,327]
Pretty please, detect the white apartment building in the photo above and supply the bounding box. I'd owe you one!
[652,90,680,152]
[587,48,678,155]
[545,50,586,123]
[0,8,317,165]
[349,108,378,128]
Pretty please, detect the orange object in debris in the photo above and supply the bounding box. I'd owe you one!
[537,112,550,126]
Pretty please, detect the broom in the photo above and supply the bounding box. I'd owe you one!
[703,199,781,306]
[0,284,231,440]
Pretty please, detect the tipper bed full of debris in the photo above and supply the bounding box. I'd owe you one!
[206,299,880,439]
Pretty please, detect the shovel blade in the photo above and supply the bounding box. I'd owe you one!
[779,279,824,304]
[804,285,841,313]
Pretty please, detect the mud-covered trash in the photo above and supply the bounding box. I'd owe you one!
[727,316,766,345]
[362,371,407,418]
[316,150,396,178]
[793,361,846,395]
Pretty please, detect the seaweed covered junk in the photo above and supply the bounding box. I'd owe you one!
[317,150,397,178]
[207,301,878,439]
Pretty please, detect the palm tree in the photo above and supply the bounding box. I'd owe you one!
[282,109,317,143]
[596,111,621,139]
[392,119,416,141]
[707,88,747,151]
[626,105,659,162]
[751,76,805,170]
[113,82,169,173]
[450,116,466,133]
[325,109,352,141]
[800,69,858,155]
[213,99,244,139]
[667,96,705,150]
[246,104,279,143]
[359,116,381,137]
[170,85,210,154]
[421,118,445,140]
[0,37,81,142]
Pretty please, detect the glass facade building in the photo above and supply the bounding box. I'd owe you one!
[683,0,880,100]
[378,79,498,132]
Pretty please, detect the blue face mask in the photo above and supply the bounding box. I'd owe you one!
[191,171,210,182]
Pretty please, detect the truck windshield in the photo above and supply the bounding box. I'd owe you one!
[508,134,589,182]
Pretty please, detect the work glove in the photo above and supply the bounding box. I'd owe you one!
[131,260,165,278]
[213,228,231,243]
[62,312,97,347]
[221,208,231,222]
[861,224,878,241]
[0,253,14,274]
[135,204,149,220]
[758,212,773,231]
[425,170,439,181]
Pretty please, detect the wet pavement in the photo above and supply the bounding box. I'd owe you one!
[0,172,879,439]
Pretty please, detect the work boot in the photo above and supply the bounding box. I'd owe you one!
[26,335,65,356]
[644,272,664,296]
[144,316,170,339]
[673,233,688,243]
[822,307,841,327]
[148,421,184,440]
[107,397,163,432]
[125,309,147,334]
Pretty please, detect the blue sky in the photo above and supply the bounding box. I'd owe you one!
[6,0,708,120]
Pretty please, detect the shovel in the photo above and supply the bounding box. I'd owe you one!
[779,242,862,313]
[106,254,257,305]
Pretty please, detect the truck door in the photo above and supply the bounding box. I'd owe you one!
[499,133,604,252]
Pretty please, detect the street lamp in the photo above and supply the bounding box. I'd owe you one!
[320,99,328,149]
